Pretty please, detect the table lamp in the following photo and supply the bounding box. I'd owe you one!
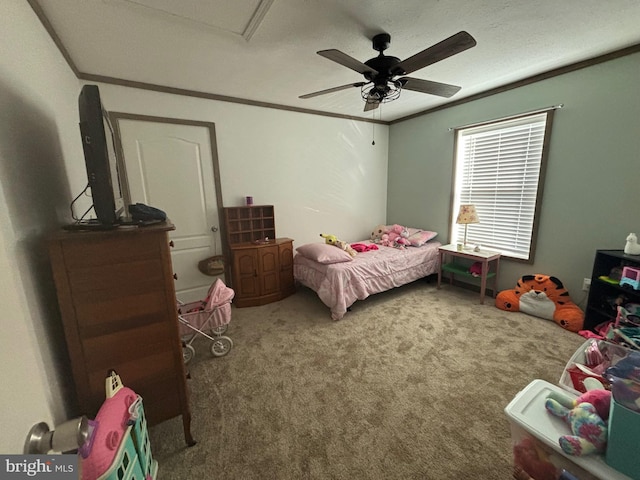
[456,204,479,249]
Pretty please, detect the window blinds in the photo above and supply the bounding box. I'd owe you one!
[453,112,550,260]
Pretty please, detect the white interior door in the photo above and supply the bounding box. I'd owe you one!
[116,117,223,303]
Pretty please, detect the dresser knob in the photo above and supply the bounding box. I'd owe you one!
[173,273,178,280]
[169,240,174,248]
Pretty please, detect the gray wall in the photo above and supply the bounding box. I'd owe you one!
[388,52,640,300]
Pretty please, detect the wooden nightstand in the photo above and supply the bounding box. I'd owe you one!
[437,244,501,304]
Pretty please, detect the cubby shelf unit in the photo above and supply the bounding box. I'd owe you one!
[223,205,276,245]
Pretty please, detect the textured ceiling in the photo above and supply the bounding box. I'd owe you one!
[33,0,640,122]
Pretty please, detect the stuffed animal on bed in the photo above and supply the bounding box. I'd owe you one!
[387,224,411,248]
[371,224,387,243]
[371,224,410,248]
[370,225,392,247]
[320,233,356,256]
[495,274,584,332]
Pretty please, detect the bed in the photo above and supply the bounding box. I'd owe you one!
[293,238,441,320]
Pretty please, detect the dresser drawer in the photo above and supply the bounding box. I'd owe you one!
[60,232,164,268]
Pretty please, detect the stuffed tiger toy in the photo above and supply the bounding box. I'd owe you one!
[495,274,584,332]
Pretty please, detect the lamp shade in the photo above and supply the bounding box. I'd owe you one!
[456,204,480,225]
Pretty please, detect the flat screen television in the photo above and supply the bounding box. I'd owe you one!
[78,84,125,225]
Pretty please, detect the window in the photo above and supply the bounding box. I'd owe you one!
[451,110,554,262]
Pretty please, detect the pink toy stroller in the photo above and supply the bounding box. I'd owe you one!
[177,278,234,363]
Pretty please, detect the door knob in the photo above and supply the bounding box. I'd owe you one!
[211,226,219,233]
[173,273,178,280]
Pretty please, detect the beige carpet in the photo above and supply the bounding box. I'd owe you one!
[149,279,586,479]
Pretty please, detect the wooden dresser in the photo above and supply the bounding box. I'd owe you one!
[223,206,295,307]
[49,222,194,446]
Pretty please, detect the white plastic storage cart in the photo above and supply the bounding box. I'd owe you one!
[504,379,630,480]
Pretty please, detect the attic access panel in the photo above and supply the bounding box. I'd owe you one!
[104,0,273,40]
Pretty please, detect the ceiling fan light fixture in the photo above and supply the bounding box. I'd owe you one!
[361,81,401,104]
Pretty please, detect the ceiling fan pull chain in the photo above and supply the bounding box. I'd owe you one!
[371,109,375,145]
[372,102,383,145]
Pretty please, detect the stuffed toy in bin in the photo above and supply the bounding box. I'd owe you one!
[544,389,611,456]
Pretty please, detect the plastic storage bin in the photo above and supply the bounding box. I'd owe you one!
[559,340,605,395]
[559,340,631,395]
[504,379,630,480]
[559,339,640,479]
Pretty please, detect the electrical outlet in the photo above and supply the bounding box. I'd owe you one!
[582,278,591,291]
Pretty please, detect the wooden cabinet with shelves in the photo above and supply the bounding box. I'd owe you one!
[229,238,295,307]
[223,205,295,307]
[49,223,194,446]
[584,249,640,331]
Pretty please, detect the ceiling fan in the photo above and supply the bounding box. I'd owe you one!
[299,31,477,111]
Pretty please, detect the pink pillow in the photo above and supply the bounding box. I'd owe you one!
[296,243,353,264]
[407,230,438,247]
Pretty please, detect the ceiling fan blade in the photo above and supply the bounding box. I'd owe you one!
[394,31,476,75]
[317,49,379,76]
[364,99,380,112]
[400,77,462,98]
[299,82,366,99]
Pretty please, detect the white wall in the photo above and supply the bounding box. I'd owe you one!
[0,1,84,453]
[96,84,389,246]
[0,1,389,454]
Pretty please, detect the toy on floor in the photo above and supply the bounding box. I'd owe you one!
[624,232,640,255]
[178,278,235,363]
[495,274,584,332]
[544,389,611,456]
[320,233,356,256]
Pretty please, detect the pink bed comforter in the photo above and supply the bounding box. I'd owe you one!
[293,240,441,320]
